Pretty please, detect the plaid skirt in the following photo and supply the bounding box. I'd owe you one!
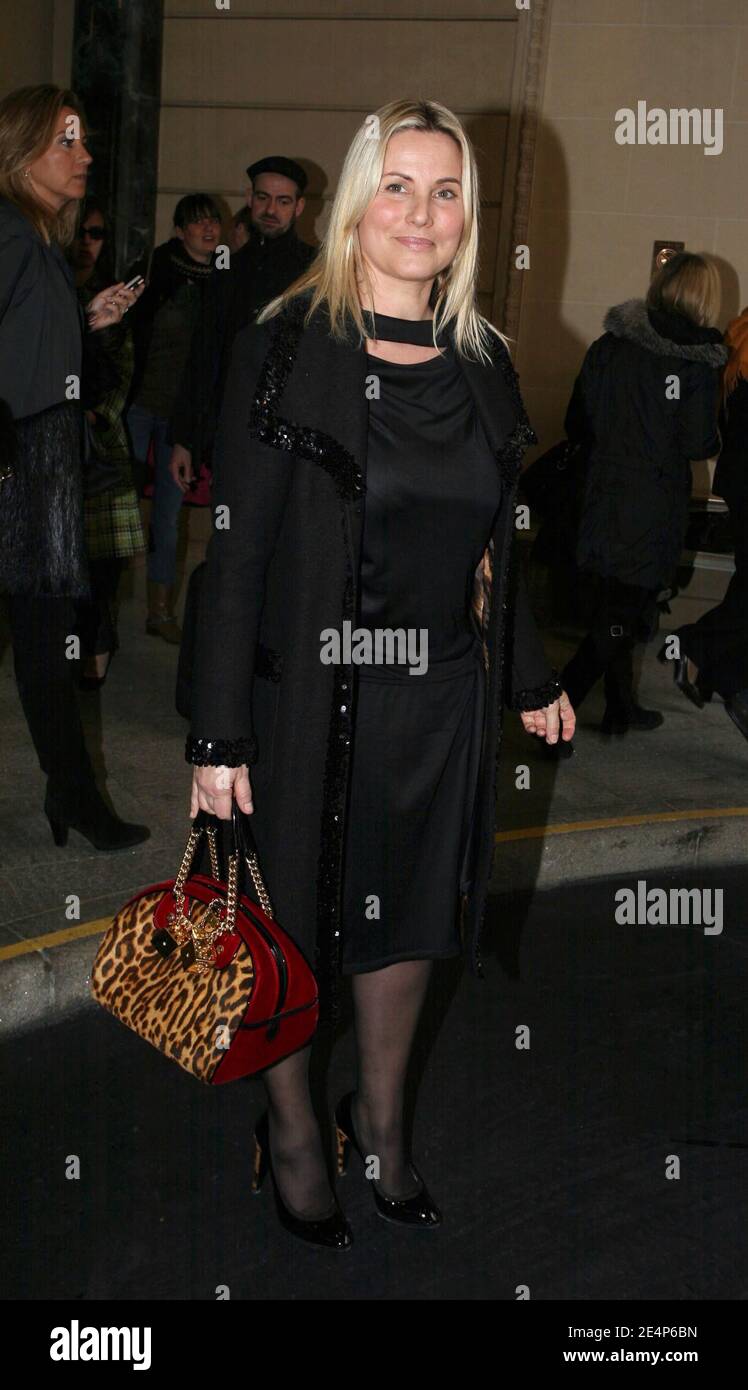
[83,485,146,561]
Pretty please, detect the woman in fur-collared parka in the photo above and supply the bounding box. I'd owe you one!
[561,252,727,734]
[187,98,575,1249]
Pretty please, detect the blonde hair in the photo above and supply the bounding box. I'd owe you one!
[258,98,504,364]
[0,85,87,247]
[646,251,721,329]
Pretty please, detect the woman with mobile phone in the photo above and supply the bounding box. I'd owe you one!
[0,84,149,850]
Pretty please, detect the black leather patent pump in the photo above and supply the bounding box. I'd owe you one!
[251,1110,353,1250]
[334,1090,442,1229]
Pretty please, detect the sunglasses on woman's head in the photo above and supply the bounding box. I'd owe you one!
[80,226,106,240]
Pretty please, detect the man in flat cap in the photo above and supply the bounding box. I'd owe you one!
[169,156,315,491]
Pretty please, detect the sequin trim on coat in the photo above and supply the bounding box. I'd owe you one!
[510,671,563,711]
[185,735,258,767]
[313,565,356,1028]
[249,302,364,504]
[247,301,363,1025]
[489,336,538,486]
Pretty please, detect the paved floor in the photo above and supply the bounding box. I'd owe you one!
[2,866,745,1300]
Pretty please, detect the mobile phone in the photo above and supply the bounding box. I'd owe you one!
[123,275,145,291]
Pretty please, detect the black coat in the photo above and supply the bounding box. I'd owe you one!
[566,299,727,590]
[714,377,748,504]
[169,223,315,461]
[0,195,81,422]
[0,197,118,597]
[128,238,216,417]
[186,296,558,1020]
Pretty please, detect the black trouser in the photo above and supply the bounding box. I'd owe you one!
[6,593,104,818]
[675,494,748,700]
[75,556,126,659]
[561,576,659,717]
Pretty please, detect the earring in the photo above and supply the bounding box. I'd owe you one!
[23,168,30,178]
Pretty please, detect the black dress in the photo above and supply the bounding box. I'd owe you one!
[340,315,502,974]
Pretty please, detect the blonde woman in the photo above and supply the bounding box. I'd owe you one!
[188,99,574,1248]
[561,252,726,734]
[0,85,146,848]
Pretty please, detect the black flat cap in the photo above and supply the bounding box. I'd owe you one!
[246,156,307,194]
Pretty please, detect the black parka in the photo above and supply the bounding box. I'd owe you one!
[0,195,81,422]
[566,299,727,590]
[186,295,559,1020]
[128,237,216,412]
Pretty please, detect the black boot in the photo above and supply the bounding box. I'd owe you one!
[601,638,663,733]
[600,704,664,735]
[44,783,150,852]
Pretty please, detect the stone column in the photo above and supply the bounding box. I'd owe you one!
[72,0,164,277]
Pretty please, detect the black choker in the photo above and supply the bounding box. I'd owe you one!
[361,309,449,347]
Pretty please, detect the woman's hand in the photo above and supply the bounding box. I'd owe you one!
[191,764,254,819]
[87,280,145,330]
[520,689,576,745]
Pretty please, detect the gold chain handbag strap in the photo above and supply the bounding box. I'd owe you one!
[173,820,220,898]
[230,799,275,920]
[206,826,220,880]
[225,849,238,927]
[188,851,239,973]
[244,848,274,920]
[168,809,274,974]
[168,817,234,971]
[172,823,202,900]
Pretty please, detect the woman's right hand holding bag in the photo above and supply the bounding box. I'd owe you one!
[191,765,253,819]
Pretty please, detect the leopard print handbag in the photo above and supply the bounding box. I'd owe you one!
[90,805,319,1084]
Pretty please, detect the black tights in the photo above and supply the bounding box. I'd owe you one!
[75,556,126,658]
[261,959,433,1218]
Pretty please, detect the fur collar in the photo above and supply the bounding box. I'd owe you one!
[604,299,727,366]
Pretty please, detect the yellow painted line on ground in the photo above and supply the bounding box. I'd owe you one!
[0,917,112,962]
[2,805,748,963]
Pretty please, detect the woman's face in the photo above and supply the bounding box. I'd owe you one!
[177,212,221,263]
[27,105,92,211]
[73,208,105,272]
[357,129,465,295]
